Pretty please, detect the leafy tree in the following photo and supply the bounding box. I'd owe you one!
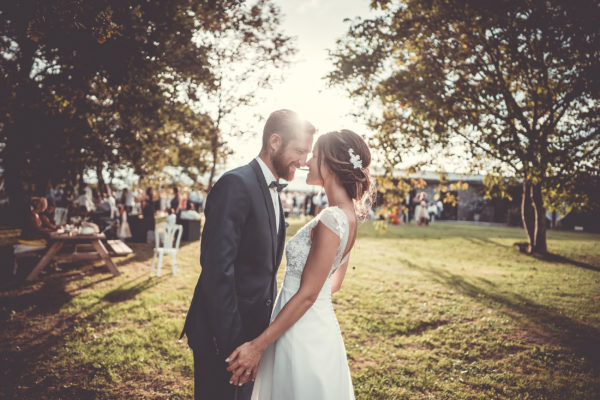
[328,0,600,253]
[0,0,288,226]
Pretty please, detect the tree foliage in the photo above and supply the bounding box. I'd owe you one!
[328,0,600,253]
[186,0,296,189]
[0,0,292,226]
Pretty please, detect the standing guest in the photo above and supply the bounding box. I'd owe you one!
[122,188,136,214]
[304,191,314,216]
[428,201,439,223]
[74,188,95,215]
[311,191,320,215]
[170,186,182,217]
[60,186,75,208]
[120,188,129,213]
[197,189,205,212]
[142,187,157,241]
[159,190,168,213]
[48,185,59,204]
[180,189,188,212]
[436,199,444,220]
[319,191,328,208]
[104,189,118,219]
[417,195,429,226]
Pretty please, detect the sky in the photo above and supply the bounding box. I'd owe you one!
[221,0,475,184]
[223,0,375,172]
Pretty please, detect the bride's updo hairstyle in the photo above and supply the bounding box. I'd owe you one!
[315,129,374,218]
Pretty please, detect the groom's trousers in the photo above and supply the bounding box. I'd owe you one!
[193,349,253,400]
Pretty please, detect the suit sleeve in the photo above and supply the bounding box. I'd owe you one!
[199,173,249,360]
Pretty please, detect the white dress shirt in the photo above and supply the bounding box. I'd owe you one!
[255,157,281,232]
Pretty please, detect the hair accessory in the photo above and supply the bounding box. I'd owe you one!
[348,148,363,169]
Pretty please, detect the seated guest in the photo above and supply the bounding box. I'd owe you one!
[188,188,201,211]
[40,198,60,230]
[93,191,112,217]
[22,197,56,240]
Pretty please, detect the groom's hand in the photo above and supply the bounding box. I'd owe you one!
[226,341,261,386]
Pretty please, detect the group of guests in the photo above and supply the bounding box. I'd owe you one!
[414,193,444,225]
[21,183,207,244]
[168,186,205,217]
[384,192,444,226]
[280,191,328,217]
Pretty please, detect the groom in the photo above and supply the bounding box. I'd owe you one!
[180,109,315,400]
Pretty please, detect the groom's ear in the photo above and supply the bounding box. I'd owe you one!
[269,133,283,153]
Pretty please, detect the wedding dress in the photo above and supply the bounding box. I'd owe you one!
[251,206,355,400]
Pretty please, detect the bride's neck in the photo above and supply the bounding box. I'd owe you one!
[323,178,352,208]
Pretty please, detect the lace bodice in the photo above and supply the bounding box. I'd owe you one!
[283,207,350,291]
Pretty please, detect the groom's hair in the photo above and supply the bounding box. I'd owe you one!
[262,109,316,150]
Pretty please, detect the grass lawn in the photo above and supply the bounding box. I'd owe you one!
[1,220,599,399]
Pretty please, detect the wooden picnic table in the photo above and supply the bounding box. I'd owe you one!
[25,232,121,281]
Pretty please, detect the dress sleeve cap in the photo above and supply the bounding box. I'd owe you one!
[318,207,345,239]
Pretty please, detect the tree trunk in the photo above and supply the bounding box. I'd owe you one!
[530,183,547,253]
[4,32,38,228]
[4,124,28,228]
[521,180,548,254]
[96,162,106,195]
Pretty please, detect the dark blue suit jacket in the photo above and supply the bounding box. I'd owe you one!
[181,159,286,360]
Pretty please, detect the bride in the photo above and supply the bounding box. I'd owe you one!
[226,129,373,399]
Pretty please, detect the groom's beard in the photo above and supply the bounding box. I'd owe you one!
[273,149,296,181]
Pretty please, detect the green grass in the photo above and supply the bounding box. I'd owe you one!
[1,220,599,399]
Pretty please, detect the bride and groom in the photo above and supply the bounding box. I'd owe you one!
[180,109,373,399]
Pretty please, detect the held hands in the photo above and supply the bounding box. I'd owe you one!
[226,340,263,386]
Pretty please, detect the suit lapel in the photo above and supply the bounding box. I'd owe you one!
[250,159,277,264]
[276,196,286,265]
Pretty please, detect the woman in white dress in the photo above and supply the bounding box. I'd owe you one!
[226,129,373,400]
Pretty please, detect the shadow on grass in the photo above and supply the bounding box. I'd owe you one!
[0,262,116,320]
[102,275,165,303]
[0,266,170,399]
[398,256,600,369]
[514,242,600,272]
[115,240,199,268]
[465,237,511,249]
[543,252,600,272]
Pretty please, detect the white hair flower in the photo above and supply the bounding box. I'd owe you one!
[348,148,363,169]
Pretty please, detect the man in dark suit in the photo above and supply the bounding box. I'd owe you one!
[180,110,315,400]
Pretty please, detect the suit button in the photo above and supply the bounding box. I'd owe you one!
[265,299,272,306]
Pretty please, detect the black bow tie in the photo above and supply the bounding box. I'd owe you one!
[269,180,287,193]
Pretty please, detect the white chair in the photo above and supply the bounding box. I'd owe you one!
[150,223,183,277]
[54,207,68,225]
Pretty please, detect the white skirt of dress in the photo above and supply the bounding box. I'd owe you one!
[251,278,355,400]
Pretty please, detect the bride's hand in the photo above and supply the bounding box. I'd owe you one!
[226,340,263,386]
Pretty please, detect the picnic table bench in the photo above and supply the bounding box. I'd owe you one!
[24,232,130,281]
